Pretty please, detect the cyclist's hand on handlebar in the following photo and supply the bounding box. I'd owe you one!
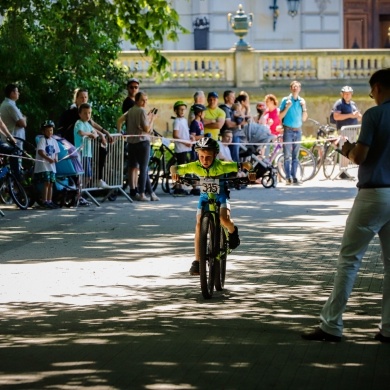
[6,136,17,146]
[172,173,180,182]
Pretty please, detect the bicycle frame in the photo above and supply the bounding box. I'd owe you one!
[149,131,176,193]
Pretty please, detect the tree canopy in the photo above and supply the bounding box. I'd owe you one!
[0,0,186,135]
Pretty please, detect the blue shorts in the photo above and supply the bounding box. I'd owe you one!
[196,192,230,215]
[34,171,56,183]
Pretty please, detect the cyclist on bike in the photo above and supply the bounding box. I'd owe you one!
[0,116,23,181]
[170,136,252,275]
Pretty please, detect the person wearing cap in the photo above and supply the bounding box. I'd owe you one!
[34,120,60,209]
[279,80,308,185]
[203,92,226,141]
[122,78,140,114]
[331,85,362,130]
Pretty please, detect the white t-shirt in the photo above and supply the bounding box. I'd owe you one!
[217,141,233,161]
[173,117,192,153]
[34,136,60,173]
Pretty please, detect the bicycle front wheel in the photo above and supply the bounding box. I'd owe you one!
[199,212,216,299]
[323,143,338,179]
[214,226,228,291]
[311,144,323,177]
[7,175,28,210]
[148,156,160,192]
[0,180,13,204]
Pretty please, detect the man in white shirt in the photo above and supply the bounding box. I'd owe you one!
[0,84,27,149]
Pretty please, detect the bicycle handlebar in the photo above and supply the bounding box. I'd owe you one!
[152,129,164,138]
[175,174,256,187]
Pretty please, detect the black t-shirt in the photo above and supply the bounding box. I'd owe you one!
[57,106,79,145]
[122,97,135,114]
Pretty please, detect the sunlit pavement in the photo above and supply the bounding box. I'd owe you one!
[1,171,389,389]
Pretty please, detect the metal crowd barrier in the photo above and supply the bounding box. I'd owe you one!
[337,124,361,179]
[79,133,132,206]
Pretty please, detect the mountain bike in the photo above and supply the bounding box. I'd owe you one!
[240,136,316,183]
[0,155,29,210]
[308,118,340,179]
[149,130,177,193]
[177,173,256,299]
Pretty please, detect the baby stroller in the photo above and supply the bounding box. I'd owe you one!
[29,135,84,207]
[238,122,277,188]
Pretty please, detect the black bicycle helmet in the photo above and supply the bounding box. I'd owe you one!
[194,136,219,154]
[41,120,55,130]
[192,104,206,114]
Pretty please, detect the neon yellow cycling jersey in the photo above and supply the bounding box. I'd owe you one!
[176,159,239,178]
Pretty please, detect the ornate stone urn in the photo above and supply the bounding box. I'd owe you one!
[227,4,254,50]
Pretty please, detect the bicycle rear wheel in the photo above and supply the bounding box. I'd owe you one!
[7,175,28,210]
[214,227,228,291]
[161,157,176,193]
[323,143,338,179]
[276,146,316,182]
[199,212,216,299]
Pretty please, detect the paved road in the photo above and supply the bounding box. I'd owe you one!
[1,176,389,389]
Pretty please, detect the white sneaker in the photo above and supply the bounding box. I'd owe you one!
[136,194,150,202]
[150,193,160,201]
[98,179,110,189]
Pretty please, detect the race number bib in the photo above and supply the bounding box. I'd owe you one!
[200,178,220,194]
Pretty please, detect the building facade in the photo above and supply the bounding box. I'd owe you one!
[121,0,390,51]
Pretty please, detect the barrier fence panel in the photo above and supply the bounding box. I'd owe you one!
[79,134,132,206]
[337,124,361,179]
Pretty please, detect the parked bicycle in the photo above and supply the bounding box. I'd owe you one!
[308,118,340,179]
[240,135,316,183]
[149,130,177,193]
[0,154,29,210]
[176,173,256,299]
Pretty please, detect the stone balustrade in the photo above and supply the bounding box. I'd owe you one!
[118,49,390,88]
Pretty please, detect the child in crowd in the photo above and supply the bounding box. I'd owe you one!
[217,129,234,161]
[231,102,245,127]
[74,103,99,188]
[34,120,60,209]
[189,104,206,141]
[172,101,200,196]
[189,103,206,161]
[170,136,252,275]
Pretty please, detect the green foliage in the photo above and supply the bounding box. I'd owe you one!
[0,0,186,138]
[301,136,317,149]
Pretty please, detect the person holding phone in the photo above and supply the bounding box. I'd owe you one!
[117,91,159,201]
